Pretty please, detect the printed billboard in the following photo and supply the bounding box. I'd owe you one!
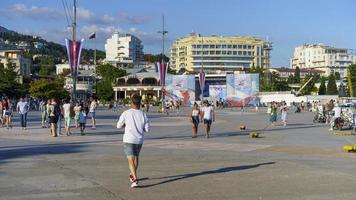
[163,75,195,105]
[226,74,259,106]
[209,85,227,99]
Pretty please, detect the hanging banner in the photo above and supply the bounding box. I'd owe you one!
[164,75,195,105]
[156,62,169,86]
[226,73,259,106]
[199,70,206,93]
[65,38,84,76]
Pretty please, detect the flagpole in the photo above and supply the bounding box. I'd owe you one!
[72,0,77,103]
[158,15,168,113]
[94,35,97,96]
[200,35,204,102]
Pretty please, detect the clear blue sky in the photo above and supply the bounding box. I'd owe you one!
[1,0,356,67]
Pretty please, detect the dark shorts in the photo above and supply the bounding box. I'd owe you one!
[49,116,58,124]
[192,116,199,127]
[204,119,212,125]
[124,143,143,157]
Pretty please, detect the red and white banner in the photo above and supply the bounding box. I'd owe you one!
[65,38,84,76]
[157,62,169,86]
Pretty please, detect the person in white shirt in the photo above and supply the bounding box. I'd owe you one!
[89,97,97,129]
[329,103,342,131]
[17,97,30,130]
[62,99,72,136]
[117,94,149,188]
[200,100,215,138]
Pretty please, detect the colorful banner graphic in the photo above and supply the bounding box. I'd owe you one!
[209,85,227,99]
[164,75,195,105]
[156,62,169,86]
[65,38,84,76]
[226,74,259,106]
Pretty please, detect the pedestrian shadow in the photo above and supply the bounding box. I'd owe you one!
[139,162,275,188]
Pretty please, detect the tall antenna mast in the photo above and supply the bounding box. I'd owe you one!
[72,0,77,102]
[158,15,168,63]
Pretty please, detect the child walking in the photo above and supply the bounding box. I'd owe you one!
[79,108,87,136]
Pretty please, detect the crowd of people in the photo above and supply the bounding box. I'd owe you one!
[0,96,98,137]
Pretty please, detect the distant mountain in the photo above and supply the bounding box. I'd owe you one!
[0,26,12,33]
[0,26,105,63]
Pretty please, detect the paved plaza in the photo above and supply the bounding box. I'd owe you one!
[1,107,356,200]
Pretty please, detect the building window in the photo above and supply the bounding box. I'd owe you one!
[216,45,221,48]
[238,45,242,49]
[227,51,232,55]
[233,45,237,48]
[243,45,247,49]
[243,51,247,55]
[210,51,215,55]
[197,45,201,48]
[227,45,232,48]
[210,45,215,48]
[238,51,242,55]
[233,51,237,55]
[222,45,227,48]
[192,45,197,48]
[203,45,209,49]
[203,51,209,55]
[216,51,221,55]
[222,51,227,55]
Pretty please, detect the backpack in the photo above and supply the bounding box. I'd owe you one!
[54,104,61,117]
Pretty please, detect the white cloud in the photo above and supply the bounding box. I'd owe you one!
[4,3,63,20]
[3,4,149,25]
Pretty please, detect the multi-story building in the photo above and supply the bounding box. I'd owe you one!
[169,33,272,72]
[0,44,31,83]
[291,44,356,78]
[55,64,96,75]
[105,32,144,67]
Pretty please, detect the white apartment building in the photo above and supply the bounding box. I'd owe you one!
[0,45,31,84]
[105,32,144,67]
[170,33,272,72]
[56,64,96,75]
[291,44,356,78]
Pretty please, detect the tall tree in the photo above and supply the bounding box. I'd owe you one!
[326,73,338,95]
[294,67,301,83]
[318,78,326,95]
[0,60,25,98]
[334,72,341,80]
[29,78,69,99]
[338,82,347,97]
[96,64,126,101]
[348,64,356,97]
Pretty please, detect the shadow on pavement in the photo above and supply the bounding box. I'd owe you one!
[0,139,121,163]
[139,162,275,188]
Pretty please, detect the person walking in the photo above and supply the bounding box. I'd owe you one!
[190,103,200,138]
[270,102,278,126]
[281,105,288,126]
[117,94,150,188]
[0,100,3,128]
[2,98,10,129]
[7,98,14,129]
[56,99,63,135]
[39,99,48,128]
[89,97,97,129]
[79,108,87,136]
[63,99,72,136]
[48,99,58,137]
[201,100,215,138]
[17,97,30,130]
[73,102,81,128]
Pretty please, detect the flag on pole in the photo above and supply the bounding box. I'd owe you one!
[65,38,84,76]
[88,32,96,39]
[157,62,169,86]
[199,70,206,94]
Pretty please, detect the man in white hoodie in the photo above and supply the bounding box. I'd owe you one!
[117,94,149,188]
